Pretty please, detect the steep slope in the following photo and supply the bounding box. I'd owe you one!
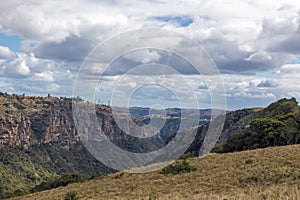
[0,93,118,198]
[0,142,114,199]
[12,144,300,200]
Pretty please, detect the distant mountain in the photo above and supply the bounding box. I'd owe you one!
[114,106,222,140]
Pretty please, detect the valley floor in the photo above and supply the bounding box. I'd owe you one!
[11,145,300,200]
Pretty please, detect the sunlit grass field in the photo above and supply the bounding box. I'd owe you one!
[12,144,300,200]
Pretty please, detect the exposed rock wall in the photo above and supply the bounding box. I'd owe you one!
[0,94,87,148]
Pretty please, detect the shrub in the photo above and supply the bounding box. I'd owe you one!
[160,160,196,175]
[32,173,89,192]
[64,191,79,200]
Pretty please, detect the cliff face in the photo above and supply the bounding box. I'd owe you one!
[0,93,202,150]
[0,94,75,148]
[0,93,217,153]
[0,93,128,149]
[0,115,31,147]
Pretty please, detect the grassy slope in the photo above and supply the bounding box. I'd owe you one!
[12,144,300,200]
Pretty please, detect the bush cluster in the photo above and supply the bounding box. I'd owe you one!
[32,173,89,192]
[160,160,196,175]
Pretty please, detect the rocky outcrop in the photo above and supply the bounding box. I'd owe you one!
[0,95,78,148]
[0,116,31,148]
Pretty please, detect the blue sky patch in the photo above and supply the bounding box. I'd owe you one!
[0,33,21,52]
[154,16,193,27]
[287,56,300,64]
[256,72,279,79]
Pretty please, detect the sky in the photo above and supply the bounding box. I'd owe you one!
[0,0,300,110]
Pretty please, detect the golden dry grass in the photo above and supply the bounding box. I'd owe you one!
[11,145,300,200]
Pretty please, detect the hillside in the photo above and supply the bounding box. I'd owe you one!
[1,93,300,199]
[12,144,300,200]
[0,93,118,198]
[213,97,300,153]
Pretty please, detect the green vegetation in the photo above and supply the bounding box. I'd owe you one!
[0,142,113,199]
[213,98,300,153]
[64,191,79,200]
[220,118,287,152]
[160,160,196,175]
[32,173,90,192]
[0,146,54,199]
